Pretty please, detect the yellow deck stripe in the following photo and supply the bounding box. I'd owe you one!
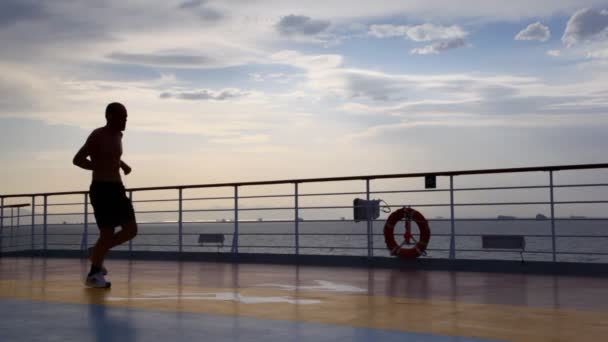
[1,279,607,342]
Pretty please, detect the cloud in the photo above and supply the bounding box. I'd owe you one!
[108,52,215,67]
[547,49,561,56]
[562,8,608,46]
[335,72,608,119]
[368,24,409,38]
[160,88,249,101]
[106,48,260,69]
[212,1,608,23]
[411,38,467,54]
[310,66,536,105]
[276,15,331,36]
[179,0,205,9]
[0,0,47,28]
[368,24,469,55]
[270,50,343,70]
[177,0,223,21]
[209,134,270,145]
[369,23,467,41]
[515,22,551,42]
[249,72,304,83]
[587,48,608,58]
[272,50,608,123]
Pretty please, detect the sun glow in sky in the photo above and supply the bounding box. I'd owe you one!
[2,1,608,194]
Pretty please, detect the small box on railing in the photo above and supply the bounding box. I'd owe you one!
[353,198,381,222]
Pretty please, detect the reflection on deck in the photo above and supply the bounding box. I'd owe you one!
[1,257,608,341]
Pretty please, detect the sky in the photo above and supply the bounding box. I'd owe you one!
[2,0,608,195]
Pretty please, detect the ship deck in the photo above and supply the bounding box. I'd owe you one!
[1,257,608,341]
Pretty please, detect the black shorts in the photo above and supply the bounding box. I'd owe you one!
[89,181,135,228]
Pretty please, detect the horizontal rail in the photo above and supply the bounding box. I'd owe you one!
[4,218,608,226]
[9,231,608,239]
[3,162,608,198]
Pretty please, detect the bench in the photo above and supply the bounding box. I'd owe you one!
[482,235,526,263]
[198,234,225,251]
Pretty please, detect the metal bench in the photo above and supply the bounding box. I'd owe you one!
[482,235,526,263]
[198,234,225,251]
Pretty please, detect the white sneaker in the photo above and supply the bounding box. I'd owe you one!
[87,248,108,275]
[85,272,111,288]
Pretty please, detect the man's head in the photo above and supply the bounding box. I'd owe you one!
[105,102,127,132]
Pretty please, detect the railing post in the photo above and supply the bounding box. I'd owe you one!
[294,183,299,255]
[83,193,89,251]
[178,188,183,254]
[449,176,456,259]
[549,171,556,262]
[31,196,35,251]
[366,179,373,257]
[10,208,14,249]
[8,207,15,252]
[128,191,133,252]
[43,195,48,252]
[1,197,4,254]
[232,186,239,254]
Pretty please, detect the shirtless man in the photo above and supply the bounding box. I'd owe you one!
[73,102,138,288]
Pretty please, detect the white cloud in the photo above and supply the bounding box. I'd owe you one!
[547,49,561,56]
[562,8,608,46]
[411,38,467,54]
[368,23,469,55]
[515,22,551,42]
[343,112,608,144]
[272,50,551,107]
[160,88,249,101]
[209,134,270,145]
[213,0,608,22]
[263,50,608,127]
[587,48,608,58]
[369,23,467,41]
[270,50,343,70]
[249,72,303,83]
[368,24,408,38]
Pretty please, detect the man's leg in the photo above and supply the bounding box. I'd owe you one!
[108,220,138,249]
[90,220,137,262]
[90,227,115,268]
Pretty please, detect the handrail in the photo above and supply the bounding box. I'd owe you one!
[0,204,30,208]
[2,162,608,198]
[2,162,607,264]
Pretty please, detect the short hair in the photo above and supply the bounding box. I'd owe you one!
[105,102,126,121]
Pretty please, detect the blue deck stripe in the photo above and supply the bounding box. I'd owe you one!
[0,299,501,342]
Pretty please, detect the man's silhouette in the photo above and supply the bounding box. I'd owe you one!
[73,102,138,288]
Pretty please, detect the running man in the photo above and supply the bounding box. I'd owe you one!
[73,102,138,288]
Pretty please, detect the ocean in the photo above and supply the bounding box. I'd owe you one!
[3,219,607,263]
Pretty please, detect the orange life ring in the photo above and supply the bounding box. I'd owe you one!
[384,208,431,259]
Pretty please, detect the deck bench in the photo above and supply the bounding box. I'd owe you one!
[198,234,225,251]
[482,235,526,263]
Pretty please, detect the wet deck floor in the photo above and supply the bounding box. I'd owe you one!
[1,257,607,341]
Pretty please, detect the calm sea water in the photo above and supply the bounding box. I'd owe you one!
[3,219,607,263]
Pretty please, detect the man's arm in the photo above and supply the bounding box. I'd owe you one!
[120,160,132,175]
[73,134,95,170]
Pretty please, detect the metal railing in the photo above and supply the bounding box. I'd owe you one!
[1,163,608,263]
